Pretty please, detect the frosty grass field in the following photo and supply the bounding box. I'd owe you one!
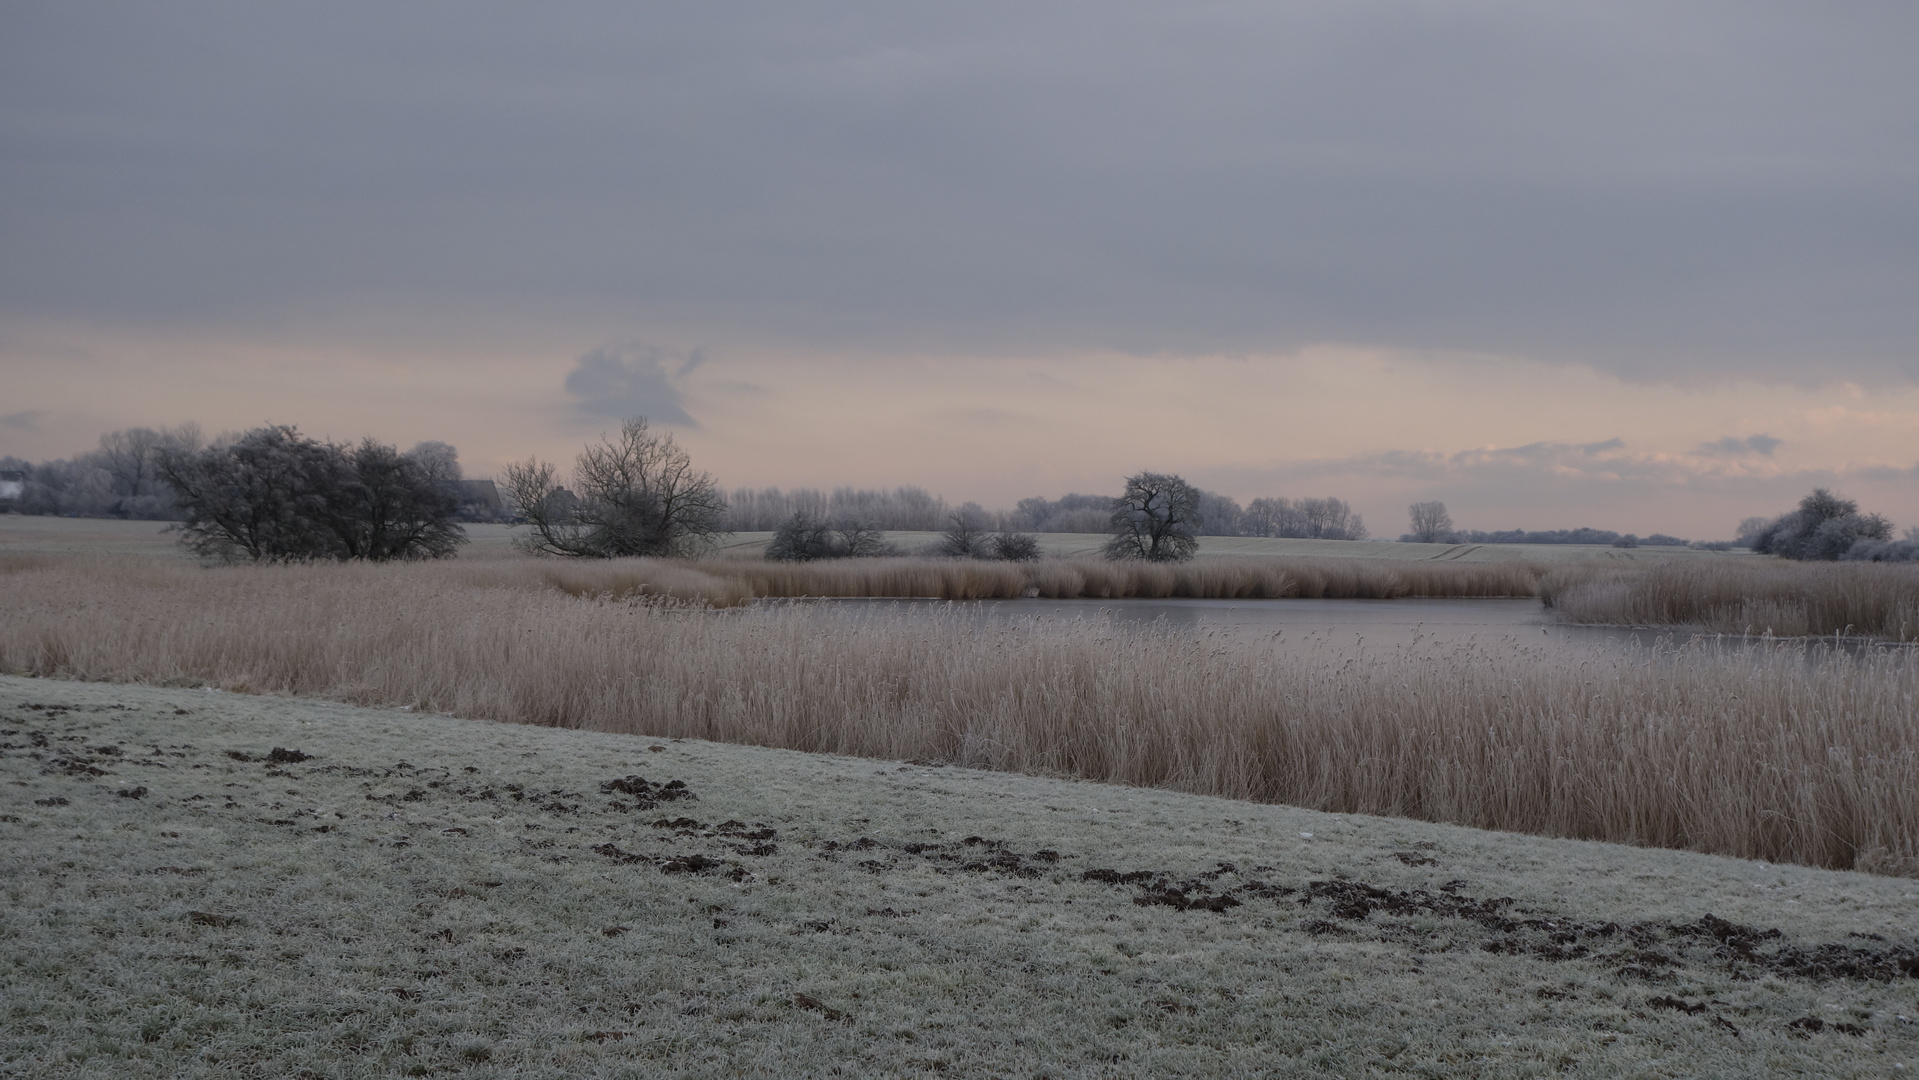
[3,517,1917,1076]
[4,678,1917,1078]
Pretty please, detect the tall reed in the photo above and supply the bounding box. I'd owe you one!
[692,556,1542,601]
[4,554,1916,876]
[1543,559,1919,641]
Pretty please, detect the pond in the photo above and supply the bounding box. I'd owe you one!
[771,596,1890,659]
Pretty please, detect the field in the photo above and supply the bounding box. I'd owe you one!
[6,516,1918,1075]
[4,553,1917,875]
[5,677,1917,1078]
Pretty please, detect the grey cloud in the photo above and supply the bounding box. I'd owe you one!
[0,410,45,431]
[563,346,699,427]
[2,3,1916,382]
[1699,434,1782,457]
[1854,462,1919,483]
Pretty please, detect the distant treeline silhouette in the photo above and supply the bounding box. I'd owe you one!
[724,486,954,532]
[1015,491,1367,539]
[1452,528,1690,547]
[728,486,1369,539]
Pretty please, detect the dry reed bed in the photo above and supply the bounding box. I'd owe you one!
[4,554,1917,876]
[1543,559,1919,641]
[553,555,1545,602]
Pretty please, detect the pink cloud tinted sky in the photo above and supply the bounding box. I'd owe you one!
[4,2,1916,538]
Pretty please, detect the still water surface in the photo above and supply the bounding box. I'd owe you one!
[784,597,1657,655]
[769,596,1902,661]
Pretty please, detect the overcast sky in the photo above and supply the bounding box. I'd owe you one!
[4,1,1916,536]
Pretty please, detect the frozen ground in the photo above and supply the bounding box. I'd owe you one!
[3,675,1915,1078]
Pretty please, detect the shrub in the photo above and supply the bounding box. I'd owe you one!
[936,507,992,558]
[989,531,1041,561]
[1751,489,1893,561]
[156,426,464,562]
[766,513,893,561]
[1842,539,1919,563]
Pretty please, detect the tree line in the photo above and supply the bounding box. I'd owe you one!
[1402,502,1693,548]
[30,414,1906,567]
[1403,493,1913,560]
[1,424,208,519]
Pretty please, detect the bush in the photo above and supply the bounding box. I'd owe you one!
[1840,539,1919,563]
[1751,490,1893,561]
[766,513,893,561]
[156,426,465,562]
[936,508,992,558]
[989,531,1041,561]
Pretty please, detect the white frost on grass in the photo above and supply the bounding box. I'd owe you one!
[1,675,1915,1078]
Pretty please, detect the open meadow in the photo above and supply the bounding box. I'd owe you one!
[4,551,1918,874]
[5,520,1919,1076]
[4,677,1917,1078]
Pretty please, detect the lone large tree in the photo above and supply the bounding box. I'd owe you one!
[503,417,727,558]
[1407,500,1454,543]
[1104,471,1202,562]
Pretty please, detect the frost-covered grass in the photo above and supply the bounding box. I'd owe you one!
[4,677,1917,1078]
[5,554,1919,874]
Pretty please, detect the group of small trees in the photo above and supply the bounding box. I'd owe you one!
[1013,489,1365,539]
[934,507,1041,561]
[726,486,949,532]
[159,427,466,562]
[765,514,892,561]
[0,424,207,518]
[1398,490,1909,559]
[1746,489,1900,561]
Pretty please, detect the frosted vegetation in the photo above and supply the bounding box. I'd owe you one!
[5,552,1918,875]
[4,679,1915,1077]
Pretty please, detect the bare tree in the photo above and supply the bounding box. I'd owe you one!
[95,428,165,496]
[1105,472,1201,562]
[1407,501,1454,543]
[937,505,992,558]
[503,418,727,558]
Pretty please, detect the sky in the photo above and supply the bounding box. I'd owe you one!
[3,1,1917,538]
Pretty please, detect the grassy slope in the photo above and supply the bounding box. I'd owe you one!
[4,677,1915,1078]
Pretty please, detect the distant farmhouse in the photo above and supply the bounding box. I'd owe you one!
[458,479,506,522]
[0,470,24,512]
